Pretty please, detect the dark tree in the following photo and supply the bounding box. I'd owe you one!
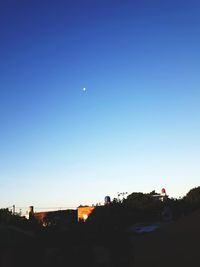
[184,186,200,210]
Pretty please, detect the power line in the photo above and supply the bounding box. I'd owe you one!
[1,206,78,210]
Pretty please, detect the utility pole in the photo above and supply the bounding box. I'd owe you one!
[12,205,15,215]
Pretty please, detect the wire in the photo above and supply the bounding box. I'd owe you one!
[2,206,77,210]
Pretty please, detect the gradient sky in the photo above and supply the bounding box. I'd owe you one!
[1,0,200,211]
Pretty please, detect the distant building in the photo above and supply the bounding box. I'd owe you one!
[29,206,77,227]
[28,196,112,224]
[153,188,168,202]
[77,196,112,222]
[77,206,95,222]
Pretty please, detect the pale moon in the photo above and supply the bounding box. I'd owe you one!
[82,87,86,91]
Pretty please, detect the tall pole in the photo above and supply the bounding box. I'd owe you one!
[12,205,15,215]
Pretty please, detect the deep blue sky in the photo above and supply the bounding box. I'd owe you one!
[0,0,200,210]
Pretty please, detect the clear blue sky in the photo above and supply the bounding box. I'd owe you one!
[1,0,200,210]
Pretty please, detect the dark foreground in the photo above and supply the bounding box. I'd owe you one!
[133,209,200,266]
[1,209,200,267]
[0,224,134,267]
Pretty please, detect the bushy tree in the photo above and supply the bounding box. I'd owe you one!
[123,191,164,221]
[0,208,16,225]
[184,186,200,210]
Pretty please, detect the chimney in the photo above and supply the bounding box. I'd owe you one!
[28,206,34,219]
